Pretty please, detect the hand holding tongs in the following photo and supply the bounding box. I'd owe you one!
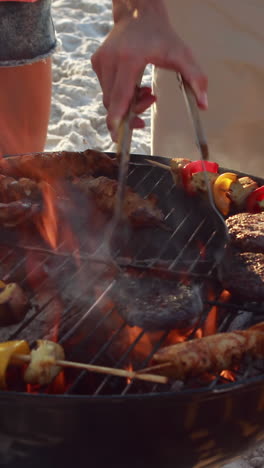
[104,71,144,253]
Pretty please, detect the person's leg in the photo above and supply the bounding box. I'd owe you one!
[0,58,52,156]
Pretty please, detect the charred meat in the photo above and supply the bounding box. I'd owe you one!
[226,212,264,253]
[74,176,165,228]
[111,271,203,331]
[222,251,264,301]
[0,150,117,181]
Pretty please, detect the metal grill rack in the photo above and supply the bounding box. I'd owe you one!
[0,155,263,397]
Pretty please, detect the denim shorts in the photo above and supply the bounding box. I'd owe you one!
[0,0,57,67]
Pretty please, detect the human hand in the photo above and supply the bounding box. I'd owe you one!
[91,0,208,140]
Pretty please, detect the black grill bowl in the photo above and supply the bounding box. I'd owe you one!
[1,379,264,468]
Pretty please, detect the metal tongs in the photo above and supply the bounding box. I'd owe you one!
[103,74,144,258]
[110,73,144,231]
[178,74,229,267]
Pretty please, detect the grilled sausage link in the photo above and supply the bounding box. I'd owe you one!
[153,326,264,380]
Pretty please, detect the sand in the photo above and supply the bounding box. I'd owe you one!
[47,0,151,155]
[48,1,262,467]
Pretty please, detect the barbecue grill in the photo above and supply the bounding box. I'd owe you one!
[0,152,263,468]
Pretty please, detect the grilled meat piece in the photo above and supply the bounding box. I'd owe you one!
[111,272,203,331]
[222,251,264,301]
[0,200,39,227]
[226,212,264,253]
[0,150,117,181]
[0,281,29,326]
[74,176,165,228]
[0,174,42,202]
[153,325,264,380]
[24,340,65,386]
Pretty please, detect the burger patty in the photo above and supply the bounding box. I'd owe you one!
[222,252,264,301]
[226,212,264,253]
[111,272,203,331]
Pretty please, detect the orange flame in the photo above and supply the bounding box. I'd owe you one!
[220,370,236,382]
[124,326,153,359]
[36,182,58,249]
[126,363,133,384]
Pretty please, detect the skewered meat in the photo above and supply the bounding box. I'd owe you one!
[111,271,203,331]
[226,212,264,253]
[0,200,39,227]
[153,325,264,380]
[24,340,65,386]
[74,176,165,228]
[0,280,29,326]
[221,251,264,301]
[0,149,117,181]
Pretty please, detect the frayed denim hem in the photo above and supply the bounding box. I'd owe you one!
[0,0,56,67]
[0,40,57,68]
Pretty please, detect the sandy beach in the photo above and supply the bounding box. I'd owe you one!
[48,2,262,467]
[48,0,152,156]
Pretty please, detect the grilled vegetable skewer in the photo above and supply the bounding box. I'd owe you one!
[0,340,168,388]
[153,324,264,380]
[147,158,258,214]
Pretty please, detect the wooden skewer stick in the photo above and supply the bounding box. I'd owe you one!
[12,354,168,385]
[139,362,172,374]
[145,159,171,171]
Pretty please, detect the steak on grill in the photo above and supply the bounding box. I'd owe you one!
[222,251,264,301]
[226,212,264,253]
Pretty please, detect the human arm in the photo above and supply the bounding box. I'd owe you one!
[91,0,208,138]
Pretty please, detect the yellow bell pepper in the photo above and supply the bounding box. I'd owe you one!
[0,340,30,389]
[213,173,238,216]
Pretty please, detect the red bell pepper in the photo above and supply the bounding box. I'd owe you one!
[181,160,219,193]
[246,186,264,213]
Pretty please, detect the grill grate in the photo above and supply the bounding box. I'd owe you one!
[0,156,263,397]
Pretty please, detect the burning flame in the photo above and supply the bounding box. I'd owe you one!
[123,326,154,359]
[126,363,133,384]
[36,181,58,249]
[220,370,236,382]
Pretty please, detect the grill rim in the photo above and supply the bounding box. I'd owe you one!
[0,371,264,402]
